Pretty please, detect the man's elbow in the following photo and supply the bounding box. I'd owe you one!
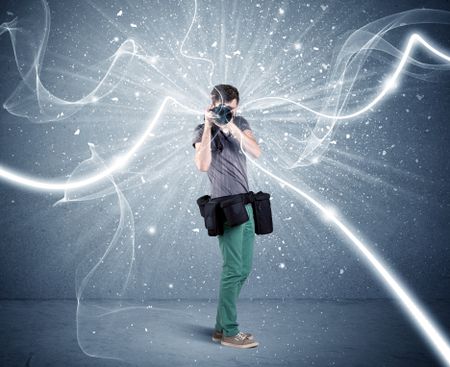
[253,146,262,159]
[195,159,210,172]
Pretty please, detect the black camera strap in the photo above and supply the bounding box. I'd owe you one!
[211,125,225,152]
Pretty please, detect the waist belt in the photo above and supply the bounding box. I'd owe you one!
[196,191,273,236]
[212,192,254,205]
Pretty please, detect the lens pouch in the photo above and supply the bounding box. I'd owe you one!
[196,194,211,218]
[251,191,273,235]
[220,195,249,227]
[203,199,225,236]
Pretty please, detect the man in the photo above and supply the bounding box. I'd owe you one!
[192,84,261,349]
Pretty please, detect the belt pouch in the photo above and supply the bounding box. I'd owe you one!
[220,195,249,227]
[196,194,211,218]
[204,200,224,236]
[252,191,273,235]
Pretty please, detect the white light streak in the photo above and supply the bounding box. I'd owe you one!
[241,33,450,120]
[0,32,447,191]
[234,126,450,366]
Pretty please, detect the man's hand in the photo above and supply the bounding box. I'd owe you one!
[223,118,238,136]
[225,119,261,158]
[218,114,235,134]
[204,104,216,129]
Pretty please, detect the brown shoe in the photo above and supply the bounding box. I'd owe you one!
[212,329,254,342]
[220,331,259,349]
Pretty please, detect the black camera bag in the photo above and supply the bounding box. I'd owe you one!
[220,195,249,227]
[197,195,224,236]
[250,191,273,235]
[196,191,273,236]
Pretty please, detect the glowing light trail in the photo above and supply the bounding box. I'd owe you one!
[0,96,172,191]
[241,33,450,119]
[0,32,448,191]
[234,127,450,367]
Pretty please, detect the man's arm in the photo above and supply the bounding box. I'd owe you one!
[227,121,261,159]
[194,122,214,171]
[193,105,216,171]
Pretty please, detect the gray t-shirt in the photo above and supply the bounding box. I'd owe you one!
[192,116,252,199]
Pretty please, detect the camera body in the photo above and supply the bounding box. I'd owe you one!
[210,104,233,126]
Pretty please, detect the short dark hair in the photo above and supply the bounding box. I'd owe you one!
[210,84,239,104]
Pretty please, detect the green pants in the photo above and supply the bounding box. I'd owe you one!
[215,203,255,337]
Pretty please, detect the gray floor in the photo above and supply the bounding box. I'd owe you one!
[1,298,449,367]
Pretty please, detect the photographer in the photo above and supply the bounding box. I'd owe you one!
[192,84,261,349]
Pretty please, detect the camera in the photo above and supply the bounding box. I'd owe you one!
[210,104,233,126]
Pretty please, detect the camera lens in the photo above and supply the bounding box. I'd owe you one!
[211,104,233,126]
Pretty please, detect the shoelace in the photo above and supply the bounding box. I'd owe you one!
[234,332,247,340]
